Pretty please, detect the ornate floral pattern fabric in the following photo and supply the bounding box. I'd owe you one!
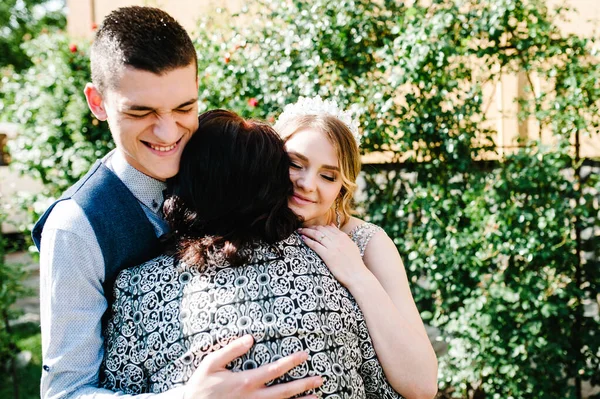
[99,230,402,398]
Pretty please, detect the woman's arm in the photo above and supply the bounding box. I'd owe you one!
[299,225,438,399]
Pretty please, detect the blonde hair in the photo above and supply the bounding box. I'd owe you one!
[274,114,361,226]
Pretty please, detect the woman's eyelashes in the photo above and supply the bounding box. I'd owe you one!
[289,159,337,182]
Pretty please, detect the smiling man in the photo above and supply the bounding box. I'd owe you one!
[32,6,321,399]
[85,65,198,181]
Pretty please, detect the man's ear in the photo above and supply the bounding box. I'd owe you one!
[84,83,108,121]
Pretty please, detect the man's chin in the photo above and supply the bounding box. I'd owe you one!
[145,167,178,181]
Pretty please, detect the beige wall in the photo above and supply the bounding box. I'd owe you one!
[67,0,600,159]
[550,0,600,37]
[67,0,244,37]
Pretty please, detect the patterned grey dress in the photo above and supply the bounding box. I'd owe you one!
[100,224,403,398]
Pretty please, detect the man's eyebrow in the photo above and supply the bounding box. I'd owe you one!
[123,99,197,112]
[288,151,340,171]
[124,105,154,112]
[174,99,197,108]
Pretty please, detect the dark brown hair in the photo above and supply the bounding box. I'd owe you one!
[163,109,300,267]
[90,6,197,94]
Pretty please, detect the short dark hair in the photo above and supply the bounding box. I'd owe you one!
[163,109,300,267]
[90,6,197,93]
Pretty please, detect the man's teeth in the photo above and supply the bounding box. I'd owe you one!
[149,143,176,152]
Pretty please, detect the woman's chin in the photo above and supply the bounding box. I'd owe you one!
[288,204,326,227]
[289,204,306,217]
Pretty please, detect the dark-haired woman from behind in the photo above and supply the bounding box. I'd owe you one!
[99,110,403,398]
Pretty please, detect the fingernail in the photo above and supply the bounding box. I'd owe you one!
[313,376,323,388]
[242,335,253,345]
[301,235,306,240]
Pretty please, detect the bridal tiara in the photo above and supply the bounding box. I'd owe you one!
[276,96,361,145]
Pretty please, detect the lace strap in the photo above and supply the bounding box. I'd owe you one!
[348,222,384,258]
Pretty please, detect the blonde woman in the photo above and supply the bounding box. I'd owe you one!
[275,97,439,399]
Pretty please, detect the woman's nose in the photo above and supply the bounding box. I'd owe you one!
[295,171,316,192]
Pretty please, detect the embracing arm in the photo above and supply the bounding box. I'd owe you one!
[300,225,438,399]
[353,231,438,399]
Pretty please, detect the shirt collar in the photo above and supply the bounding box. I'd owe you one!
[106,150,167,213]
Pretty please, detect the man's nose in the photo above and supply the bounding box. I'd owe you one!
[153,114,179,142]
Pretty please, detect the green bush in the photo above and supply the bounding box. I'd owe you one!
[0,322,42,399]
[0,200,31,396]
[0,0,66,72]
[1,0,599,398]
[196,3,600,395]
[1,34,112,198]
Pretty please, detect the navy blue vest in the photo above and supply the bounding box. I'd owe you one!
[32,160,162,303]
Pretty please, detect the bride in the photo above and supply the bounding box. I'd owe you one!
[275,96,438,399]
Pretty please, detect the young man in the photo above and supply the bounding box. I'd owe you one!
[33,7,322,399]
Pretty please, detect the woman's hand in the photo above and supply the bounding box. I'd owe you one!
[298,224,369,288]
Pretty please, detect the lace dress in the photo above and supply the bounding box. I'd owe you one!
[100,227,402,399]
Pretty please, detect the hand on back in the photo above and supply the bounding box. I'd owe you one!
[184,335,322,399]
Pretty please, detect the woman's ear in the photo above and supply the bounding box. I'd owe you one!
[84,83,108,121]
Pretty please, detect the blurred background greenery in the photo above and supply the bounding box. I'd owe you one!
[0,0,599,398]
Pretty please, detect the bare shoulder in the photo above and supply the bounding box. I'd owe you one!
[342,217,398,261]
[343,217,388,240]
[361,224,404,271]
[363,225,396,255]
[340,216,365,234]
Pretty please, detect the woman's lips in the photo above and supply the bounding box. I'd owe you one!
[291,193,315,205]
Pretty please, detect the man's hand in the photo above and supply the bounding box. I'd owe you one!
[184,335,323,399]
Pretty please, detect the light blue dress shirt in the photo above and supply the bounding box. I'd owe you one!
[39,150,184,399]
